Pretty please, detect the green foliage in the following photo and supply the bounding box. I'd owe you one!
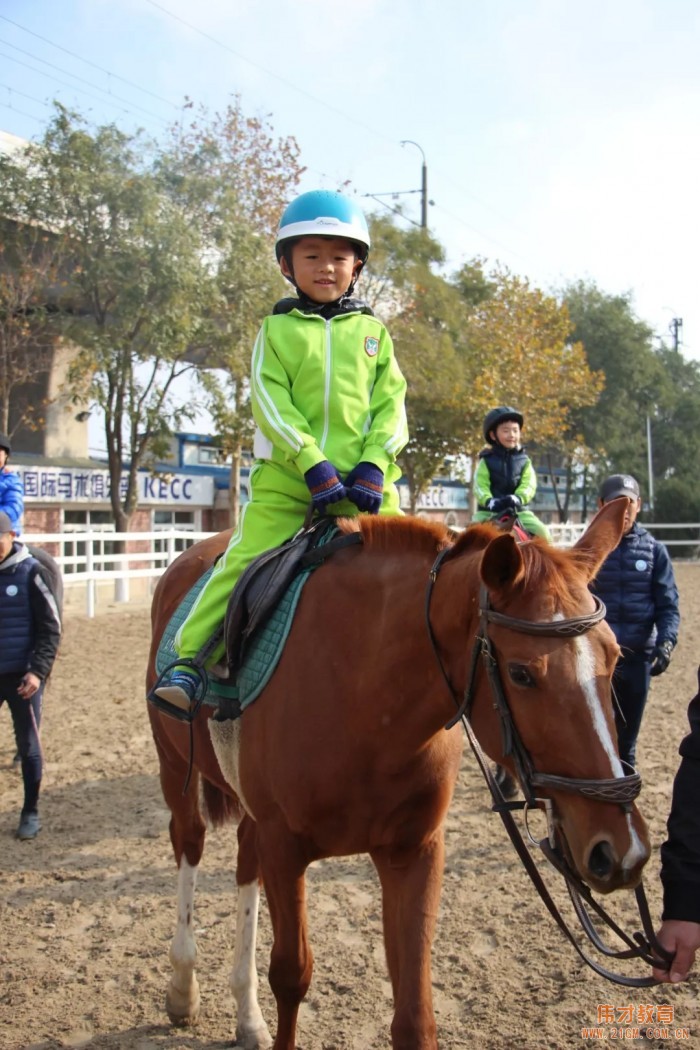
[562,280,660,499]
[652,477,700,557]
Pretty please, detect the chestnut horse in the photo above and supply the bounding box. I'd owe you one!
[146,498,649,1050]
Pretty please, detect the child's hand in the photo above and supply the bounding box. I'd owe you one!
[346,462,384,514]
[304,461,347,512]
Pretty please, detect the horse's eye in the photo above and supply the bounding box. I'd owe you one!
[508,663,535,688]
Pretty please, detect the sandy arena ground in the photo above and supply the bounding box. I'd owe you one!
[1,564,699,1050]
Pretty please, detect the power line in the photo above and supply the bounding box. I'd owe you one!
[0,13,179,109]
[144,0,390,142]
[0,99,44,124]
[0,5,535,277]
[0,39,171,126]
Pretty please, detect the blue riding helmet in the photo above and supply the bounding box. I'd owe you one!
[275,190,371,263]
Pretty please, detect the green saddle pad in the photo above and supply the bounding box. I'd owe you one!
[155,530,333,713]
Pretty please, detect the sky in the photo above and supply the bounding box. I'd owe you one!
[1,0,699,378]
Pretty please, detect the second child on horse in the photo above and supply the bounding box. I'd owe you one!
[472,405,551,541]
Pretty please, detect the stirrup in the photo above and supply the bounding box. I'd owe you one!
[147,661,208,724]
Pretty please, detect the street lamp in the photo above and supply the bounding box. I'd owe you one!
[400,140,428,229]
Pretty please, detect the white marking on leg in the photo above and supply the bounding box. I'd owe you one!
[166,857,201,1021]
[574,636,647,871]
[231,881,272,1049]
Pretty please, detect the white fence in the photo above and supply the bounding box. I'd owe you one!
[25,529,216,618]
[22,522,700,618]
[549,521,700,552]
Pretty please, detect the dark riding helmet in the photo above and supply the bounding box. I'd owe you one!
[483,406,524,444]
[0,433,11,455]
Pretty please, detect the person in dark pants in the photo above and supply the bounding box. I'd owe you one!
[0,511,61,840]
[590,474,680,769]
[653,665,700,983]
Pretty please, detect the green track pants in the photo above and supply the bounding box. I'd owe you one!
[472,508,552,542]
[175,460,402,665]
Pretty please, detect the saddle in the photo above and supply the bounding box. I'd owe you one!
[151,516,363,722]
[221,516,362,678]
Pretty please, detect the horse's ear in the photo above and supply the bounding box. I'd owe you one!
[480,532,526,592]
[571,498,627,581]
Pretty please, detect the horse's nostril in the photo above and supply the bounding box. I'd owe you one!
[588,840,615,881]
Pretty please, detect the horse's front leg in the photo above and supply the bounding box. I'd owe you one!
[231,816,273,1049]
[256,825,314,1050]
[371,829,445,1050]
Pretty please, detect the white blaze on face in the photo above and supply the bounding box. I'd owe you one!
[573,634,647,870]
[573,634,622,774]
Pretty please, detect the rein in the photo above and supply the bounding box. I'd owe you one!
[424,545,672,986]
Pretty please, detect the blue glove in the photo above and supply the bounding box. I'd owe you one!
[345,461,384,514]
[304,461,347,512]
[485,497,500,512]
[501,494,522,511]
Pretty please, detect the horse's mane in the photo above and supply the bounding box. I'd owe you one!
[452,523,591,612]
[336,516,589,612]
[336,514,451,554]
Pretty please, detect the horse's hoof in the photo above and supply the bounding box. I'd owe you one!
[234,1024,273,1050]
[165,980,201,1026]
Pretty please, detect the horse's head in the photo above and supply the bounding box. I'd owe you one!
[469,499,650,894]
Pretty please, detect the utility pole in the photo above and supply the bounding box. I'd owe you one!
[670,316,683,352]
[646,414,655,515]
[363,140,431,230]
[400,140,428,229]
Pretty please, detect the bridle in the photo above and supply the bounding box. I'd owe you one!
[424,544,672,986]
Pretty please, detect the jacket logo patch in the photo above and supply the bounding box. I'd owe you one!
[6,584,18,596]
[364,336,379,357]
[635,560,648,571]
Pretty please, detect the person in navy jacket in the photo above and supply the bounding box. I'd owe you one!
[590,474,680,769]
[0,511,61,840]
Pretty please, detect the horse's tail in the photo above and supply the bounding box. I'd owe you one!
[202,777,244,828]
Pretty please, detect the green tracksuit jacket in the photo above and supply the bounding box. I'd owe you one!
[176,303,409,663]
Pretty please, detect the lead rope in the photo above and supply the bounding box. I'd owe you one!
[460,712,670,986]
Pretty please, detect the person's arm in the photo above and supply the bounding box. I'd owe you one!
[651,541,681,648]
[514,457,537,506]
[0,470,24,527]
[655,667,700,981]
[250,319,327,475]
[473,457,494,507]
[357,327,409,473]
[27,563,61,680]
